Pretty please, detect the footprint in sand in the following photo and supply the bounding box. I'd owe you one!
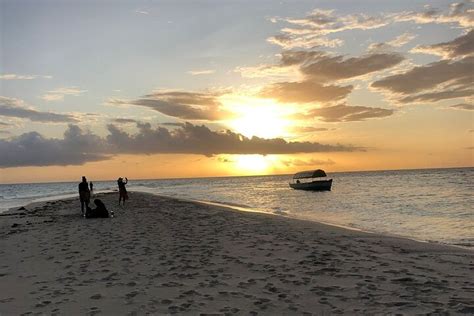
[90,294,102,300]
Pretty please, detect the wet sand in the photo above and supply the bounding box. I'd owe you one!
[1,192,473,315]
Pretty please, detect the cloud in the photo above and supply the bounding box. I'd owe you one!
[160,122,185,127]
[368,32,418,52]
[0,123,361,168]
[108,90,233,121]
[235,63,300,80]
[235,51,325,79]
[371,56,473,103]
[238,50,404,83]
[0,121,11,137]
[217,156,235,163]
[112,118,139,124]
[0,125,110,167]
[105,122,359,156]
[268,33,343,49]
[393,1,474,28]
[291,126,329,133]
[0,96,78,123]
[388,32,418,47]
[0,74,52,80]
[279,50,326,66]
[187,70,215,75]
[304,104,394,122]
[281,158,335,167]
[270,9,390,49]
[41,87,87,102]
[268,3,473,50]
[449,103,474,110]
[259,80,352,103]
[300,52,405,82]
[411,29,474,58]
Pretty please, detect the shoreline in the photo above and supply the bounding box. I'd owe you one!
[6,189,474,252]
[140,191,474,252]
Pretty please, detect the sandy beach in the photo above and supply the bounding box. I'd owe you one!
[1,192,473,315]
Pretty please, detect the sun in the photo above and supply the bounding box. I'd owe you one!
[223,96,293,139]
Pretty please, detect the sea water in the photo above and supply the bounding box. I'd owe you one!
[1,168,472,248]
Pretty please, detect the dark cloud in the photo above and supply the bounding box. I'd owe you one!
[160,122,185,127]
[371,56,473,103]
[281,158,335,167]
[0,96,78,123]
[306,104,394,122]
[412,29,474,58]
[109,91,233,121]
[275,51,405,82]
[255,51,401,107]
[0,125,109,167]
[450,103,474,110]
[400,88,473,103]
[301,53,405,82]
[291,126,329,133]
[113,118,138,124]
[217,156,235,163]
[0,123,360,168]
[259,80,352,103]
[105,122,358,156]
[279,50,326,66]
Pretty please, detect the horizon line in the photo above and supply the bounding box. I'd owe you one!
[1,165,472,186]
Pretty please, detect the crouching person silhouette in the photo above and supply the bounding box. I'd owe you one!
[85,199,110,218]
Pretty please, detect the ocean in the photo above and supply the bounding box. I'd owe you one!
[1,167,473,248]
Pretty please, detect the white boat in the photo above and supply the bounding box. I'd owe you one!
[289,169,333,191]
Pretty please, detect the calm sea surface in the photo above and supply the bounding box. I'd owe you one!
[1,168,473,248]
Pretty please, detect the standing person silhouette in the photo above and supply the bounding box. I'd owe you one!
[118,177,129,206]
[89,181,94,195]
[78,176,91,216]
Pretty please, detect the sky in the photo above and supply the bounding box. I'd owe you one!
[0,0,473,183]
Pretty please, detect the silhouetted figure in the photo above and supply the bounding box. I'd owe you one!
[85,199,109,218]
[118,177,129,206]
[89,181,94,194]
[78,176,91,216]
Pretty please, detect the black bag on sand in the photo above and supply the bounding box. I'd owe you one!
[85,199,109,218]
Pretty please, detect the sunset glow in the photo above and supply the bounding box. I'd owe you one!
[225,98,293,138]
[235,155,271,173]
[0,0,472,183]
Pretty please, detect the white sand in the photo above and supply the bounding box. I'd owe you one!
[1,192,473,315]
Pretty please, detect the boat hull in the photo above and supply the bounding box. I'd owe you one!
[289,179,332,191]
